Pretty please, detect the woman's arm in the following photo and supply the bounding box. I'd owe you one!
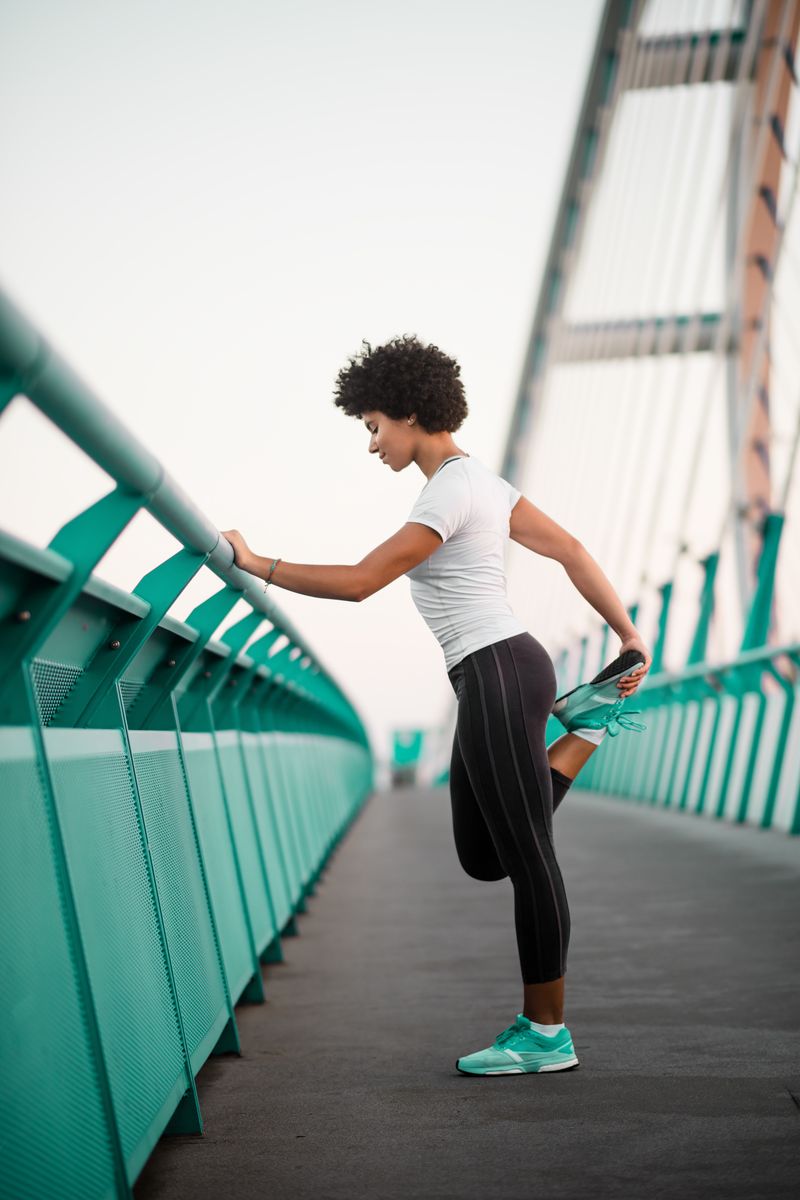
[220,522,443,603]
[509,497,652,695]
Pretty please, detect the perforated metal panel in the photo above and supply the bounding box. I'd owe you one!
[259,730,302,904]
[278,733,311,879]
[213,731,276,955]
[240,732,292,931]
[0,727,118,1200]
[43,728,187,1166]
[272,731,311,885]
[119,679,146,715]
[129,731,229,1067]
[180,733,255,1001]
[30,659,82,725]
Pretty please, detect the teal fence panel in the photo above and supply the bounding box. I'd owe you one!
[527,509,800,836]
[0,725,123,1200]
[562,642,800,835]
[0,284,374,1198]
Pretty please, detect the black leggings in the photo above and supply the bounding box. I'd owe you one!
[447,631,574,985]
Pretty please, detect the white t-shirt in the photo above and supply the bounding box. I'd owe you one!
[404,453,527,672]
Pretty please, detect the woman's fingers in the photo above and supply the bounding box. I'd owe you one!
[617,664,648,694]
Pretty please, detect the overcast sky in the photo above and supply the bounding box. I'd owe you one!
[0,0,605,761]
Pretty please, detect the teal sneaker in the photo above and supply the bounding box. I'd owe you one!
[456,1014,580,1075]
[551,649,648,738]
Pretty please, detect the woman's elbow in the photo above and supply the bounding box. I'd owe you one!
[560,537,585,567]
[353,566,397,602]
[352,568,376,602]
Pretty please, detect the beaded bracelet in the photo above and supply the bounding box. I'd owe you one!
[264,557,282,591]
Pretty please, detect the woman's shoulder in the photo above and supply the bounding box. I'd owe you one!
[459,456,507,485]
[461,457,521,508]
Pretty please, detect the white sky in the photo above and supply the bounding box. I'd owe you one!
[0,0,604,762]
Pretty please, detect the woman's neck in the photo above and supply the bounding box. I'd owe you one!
[420,445,469,482]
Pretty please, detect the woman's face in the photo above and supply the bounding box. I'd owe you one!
[361,409,416,472]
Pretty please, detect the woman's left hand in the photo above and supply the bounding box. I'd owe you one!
[221,528,253,573]
[616,632,652,698]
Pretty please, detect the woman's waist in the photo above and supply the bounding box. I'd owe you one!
[410,590,517,618]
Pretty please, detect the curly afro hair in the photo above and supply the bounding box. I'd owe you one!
[332,333,468,433]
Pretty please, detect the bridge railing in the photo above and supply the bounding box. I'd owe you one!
[0,285,373,1199]
[556,637,800,835]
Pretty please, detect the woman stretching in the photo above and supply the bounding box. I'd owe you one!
[223,333,652,1077]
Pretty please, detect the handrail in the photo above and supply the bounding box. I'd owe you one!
[0,283,363,730]
[639,638,800,692]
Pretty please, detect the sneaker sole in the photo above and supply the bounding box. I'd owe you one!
[554,650,646,706]
[455,1056,580,1075]
[590,649,646,686]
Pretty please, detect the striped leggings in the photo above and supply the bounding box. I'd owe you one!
[447,631,574,985]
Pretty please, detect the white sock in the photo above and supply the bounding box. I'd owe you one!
[527,1019,565,1036]
[572,726,608,745]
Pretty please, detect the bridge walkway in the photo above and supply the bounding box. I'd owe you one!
[134,782,800,1199]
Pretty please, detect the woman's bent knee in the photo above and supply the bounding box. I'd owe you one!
[459,858,508,882]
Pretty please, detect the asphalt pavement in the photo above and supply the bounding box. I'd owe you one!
[134,780,800,1200]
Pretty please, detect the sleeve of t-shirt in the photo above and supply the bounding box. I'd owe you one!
[406,469,472,542]
[503,476,522,510]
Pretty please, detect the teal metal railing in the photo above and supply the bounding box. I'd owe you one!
[574,638,800,832]
[548,520,800,836]
[0,285,373,1199]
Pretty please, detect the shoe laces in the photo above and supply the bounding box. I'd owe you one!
[598,698,648,737]
[494,1018,527,1047]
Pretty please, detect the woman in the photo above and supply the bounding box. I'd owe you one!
[223,333,652,1077]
